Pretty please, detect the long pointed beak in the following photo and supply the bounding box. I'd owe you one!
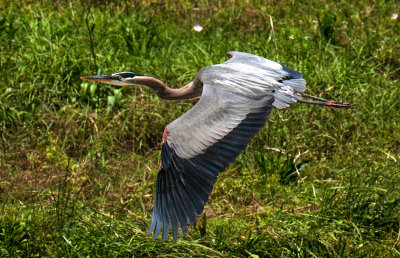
[81,71,144,87]
[80,75,115,83]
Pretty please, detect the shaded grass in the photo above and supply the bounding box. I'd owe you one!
[1,0,400,256]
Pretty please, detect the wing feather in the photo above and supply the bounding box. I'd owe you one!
[174,178,197,225]
[161,188,170,242]
[152,177,162,239]
[148,102,273,242]
[166,170,188,235]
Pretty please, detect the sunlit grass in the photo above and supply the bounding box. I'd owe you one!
[1,0,400,256]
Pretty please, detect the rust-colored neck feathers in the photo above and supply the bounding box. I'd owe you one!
[133,77,202,100]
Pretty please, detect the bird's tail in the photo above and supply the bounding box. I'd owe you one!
[296,93,355,108]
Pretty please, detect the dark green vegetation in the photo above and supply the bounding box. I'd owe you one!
[1,0,400,256]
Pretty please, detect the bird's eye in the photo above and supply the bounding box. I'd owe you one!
[113,75,123,80]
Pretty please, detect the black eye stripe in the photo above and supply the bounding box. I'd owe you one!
[113,72,142,78]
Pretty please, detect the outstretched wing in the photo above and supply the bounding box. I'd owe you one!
[147,51,307,242]
[147,84,273,242]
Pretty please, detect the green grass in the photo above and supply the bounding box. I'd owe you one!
[1,0,400,256]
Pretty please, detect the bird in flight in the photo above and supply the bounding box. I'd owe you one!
[81,51,354,242]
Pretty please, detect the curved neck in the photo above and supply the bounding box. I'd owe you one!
[133,77,202,100]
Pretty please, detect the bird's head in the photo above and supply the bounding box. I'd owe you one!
[80,72,144,86]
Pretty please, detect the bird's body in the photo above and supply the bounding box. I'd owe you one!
[81,51,354,242]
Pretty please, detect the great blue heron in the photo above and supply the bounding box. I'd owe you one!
[81,51,354,242]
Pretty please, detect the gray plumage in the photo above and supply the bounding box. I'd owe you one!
[167,51,306,160]
[150,51,307,241]
[81,51,354,243]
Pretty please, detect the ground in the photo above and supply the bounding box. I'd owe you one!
[1,0,400,256]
